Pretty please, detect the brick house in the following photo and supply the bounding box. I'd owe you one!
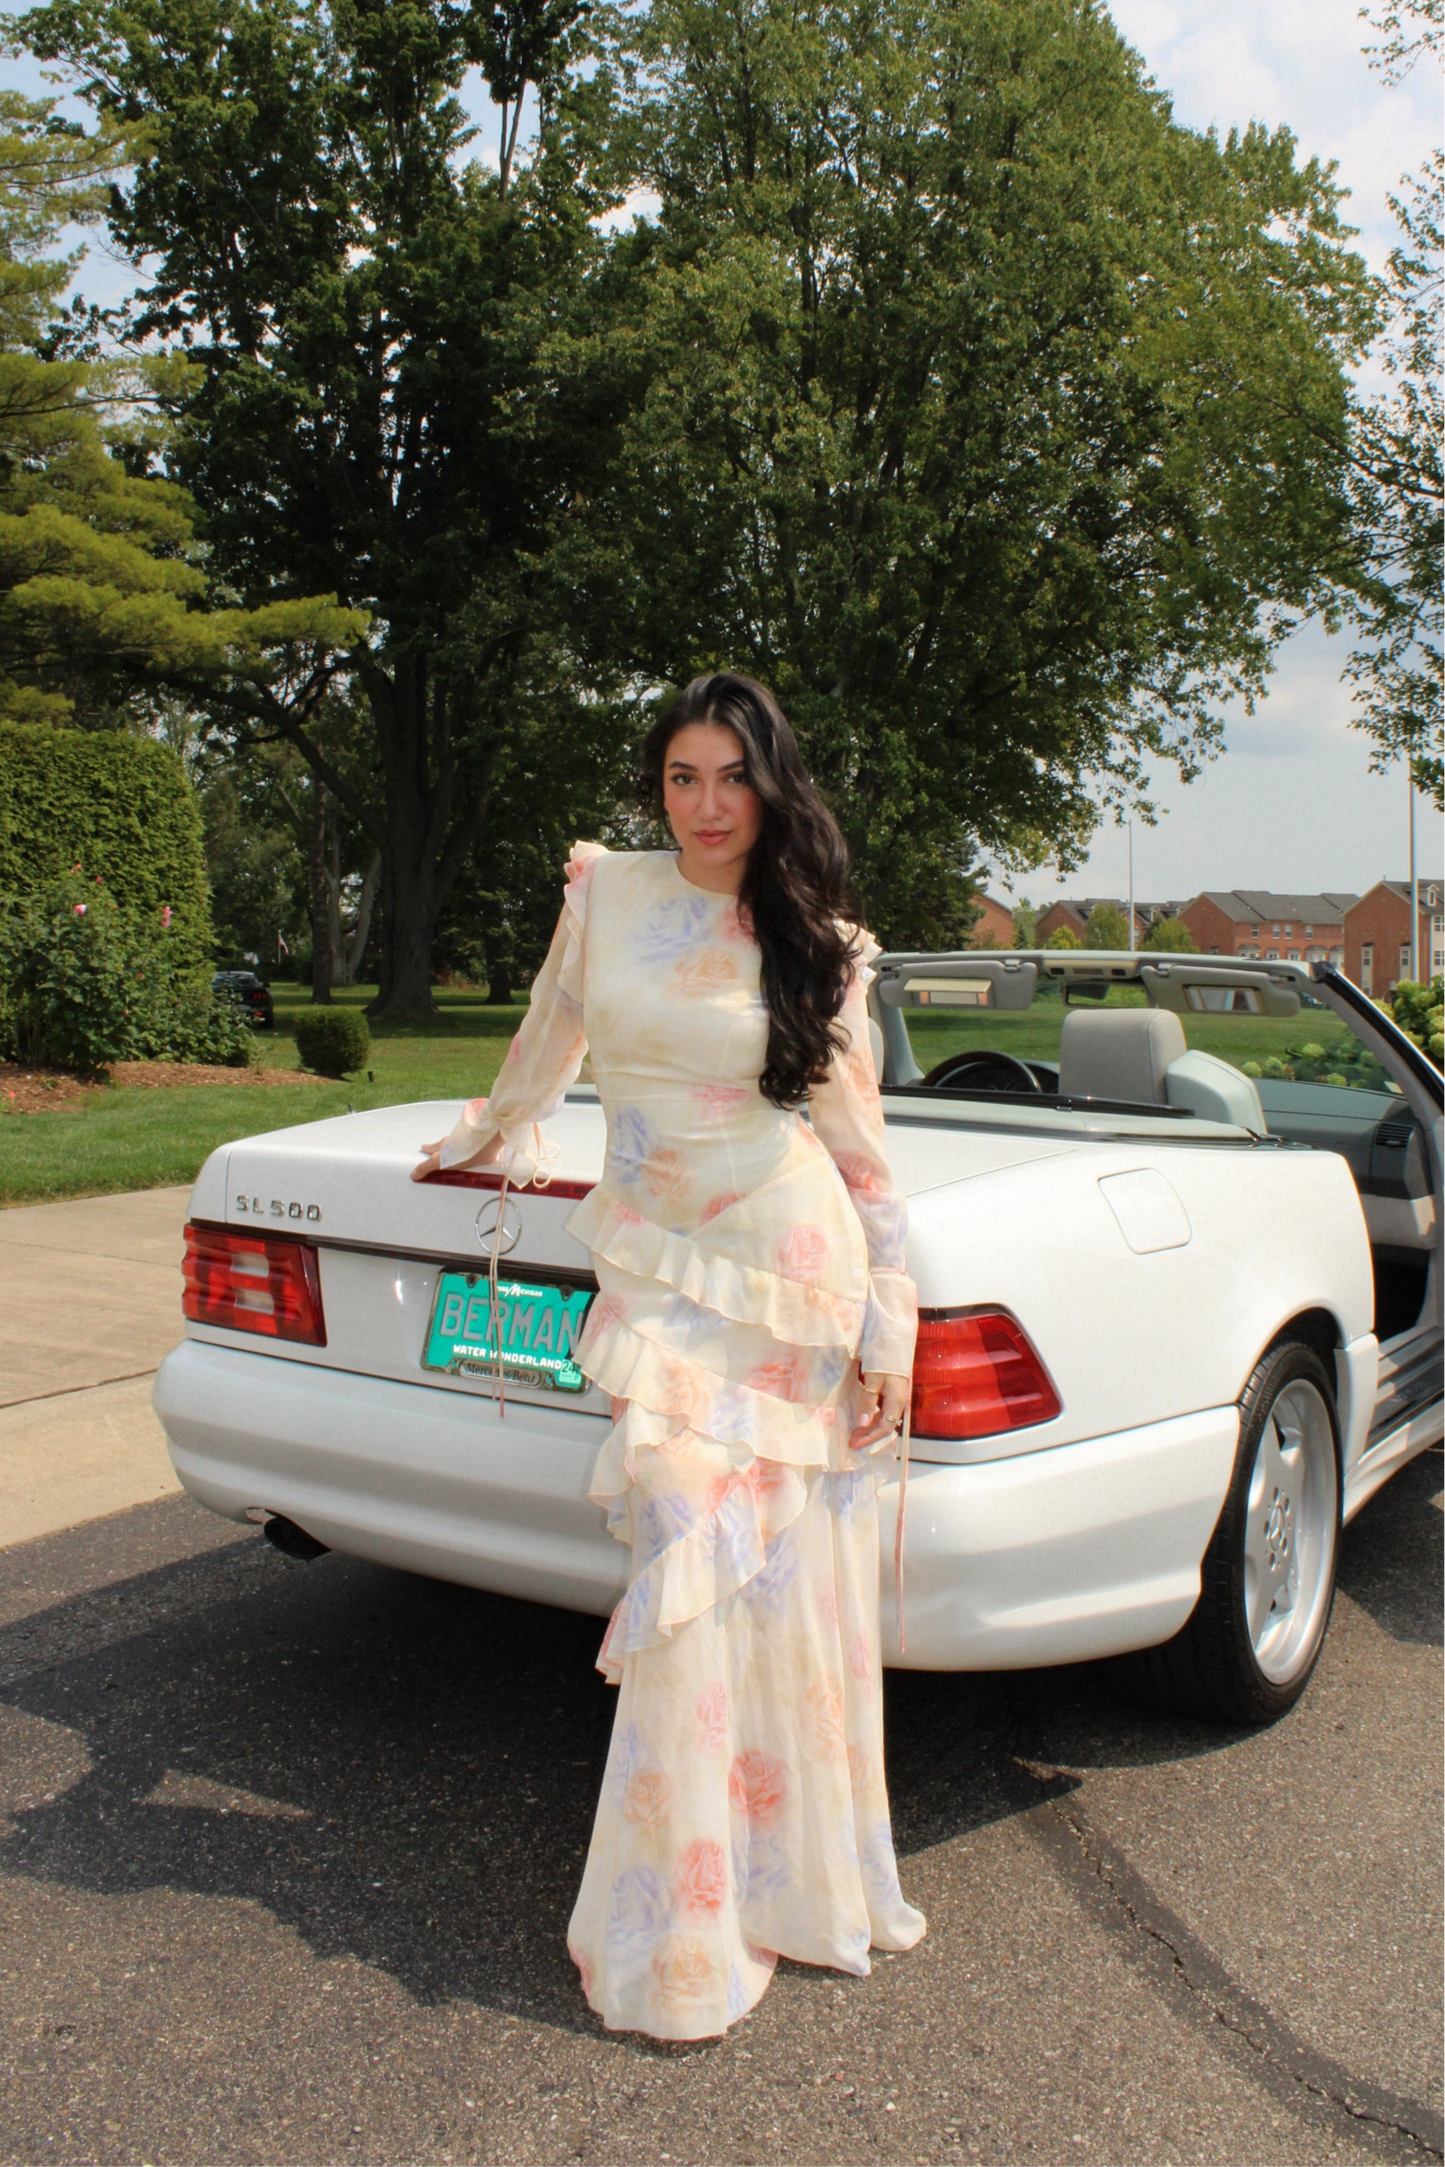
[1180,892,1355,965]
[1034,897,1147,946]
[969,892,1017,948]
[1343,879,1445,995]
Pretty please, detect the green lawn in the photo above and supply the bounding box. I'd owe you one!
[900,990,1349,1075]
[1,983,518,1207]
[1,980,1376,1208]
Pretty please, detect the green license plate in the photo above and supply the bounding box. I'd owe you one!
[422,1271,593,1392]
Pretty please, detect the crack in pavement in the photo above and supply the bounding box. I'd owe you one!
[1024,1779,1442,2163]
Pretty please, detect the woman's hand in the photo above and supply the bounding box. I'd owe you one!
[849,1369,910,1451]
[411,1131,505,1182]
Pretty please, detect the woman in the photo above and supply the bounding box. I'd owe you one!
[413,673,924,2038]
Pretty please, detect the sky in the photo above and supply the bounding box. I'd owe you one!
[11,2,1442,901]
[1012,0,1444,909]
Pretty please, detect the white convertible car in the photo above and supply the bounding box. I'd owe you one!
[154,952,1443,1724]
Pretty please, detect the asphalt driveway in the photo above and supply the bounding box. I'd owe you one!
[0,1440,1439,2166]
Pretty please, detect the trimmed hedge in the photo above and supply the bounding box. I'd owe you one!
[0,723,213,968]
[294,1006,371,1077]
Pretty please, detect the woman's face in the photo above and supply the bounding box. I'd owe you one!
[662,722,763,889]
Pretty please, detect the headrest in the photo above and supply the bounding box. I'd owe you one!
[1058,1007,1187,1104]
[867,1017,885,1083]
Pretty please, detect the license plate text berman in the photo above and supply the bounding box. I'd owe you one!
[422,1272,592,1392]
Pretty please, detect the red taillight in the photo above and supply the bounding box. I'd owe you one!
[423,1168,595,1202]
[910,1309,1061,1438]
[182,1225,327,1345]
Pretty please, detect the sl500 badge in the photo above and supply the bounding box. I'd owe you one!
[236,1195,322,1222]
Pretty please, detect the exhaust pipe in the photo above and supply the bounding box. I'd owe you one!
[262,1515,330,1561]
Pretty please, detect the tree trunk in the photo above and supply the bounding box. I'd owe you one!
[340,849,382,985]
[309,781,333,1004]
[369,839,438,1020]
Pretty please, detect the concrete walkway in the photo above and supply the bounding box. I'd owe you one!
[0,1188,190,1547]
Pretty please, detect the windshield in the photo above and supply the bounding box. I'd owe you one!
[901,983,1395,1101]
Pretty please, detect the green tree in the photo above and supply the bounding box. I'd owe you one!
[21,0,623,1017]
[1084,901,1131,950]
[560,0,1375,942]
[1341,1,1443,807]
[1012,897,1039,948]
[1141,914,1197,953]
[1046,924,1082,951]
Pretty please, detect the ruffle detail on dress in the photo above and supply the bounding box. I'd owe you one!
[591,1415,814,1685]
[578,1312,842,1470]
[568,1184,865,1350]
[558,839,608,1006]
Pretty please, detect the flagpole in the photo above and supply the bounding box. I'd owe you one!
[1127,814,1135,953]
[1409,762,1419,982]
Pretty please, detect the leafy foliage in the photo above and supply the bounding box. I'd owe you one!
[1390,975,1444,1062]
[1142,916,1198,953]
[0,866,253,1068]
[554,0,1375,937]
[1046,925,1082,950]
[1084,903,1131,951]
[293,1004,370,1077]
[19,0,625,1016]
[0,719,213,966]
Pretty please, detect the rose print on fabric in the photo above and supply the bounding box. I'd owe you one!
[741,1531,798,1612]
[831,1150,882,1195]
[850,1191,908,1271]
[824,1470,868,1521]
[653,1936,716,2009]
[691,1083,751,1122]
[604,1865,671,1982]
[611,1106,660,1184]
[463,1096,488,1123]
[848,1629,872,1682]
[742,1353,809,1404]
[634,896,714,962]
[777,1225,829,1286]
[732,1830,791,1901]
[716,899,754,945]
[727,1750,788,1826]
[643,1146,689,1201]
[700,1190,743,1223]
[695,1682,728,1750]
[858,1821,904,1904]
[808,1680,846,1759]
[674,950,739,997]
[638,1491,696,1563]
[675,1839,728,1918]
[623,1771,674,1829]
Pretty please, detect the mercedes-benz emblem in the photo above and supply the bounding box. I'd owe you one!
[474,1197,523,1254]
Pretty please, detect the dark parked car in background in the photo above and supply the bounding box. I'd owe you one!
[212,971,274,1030]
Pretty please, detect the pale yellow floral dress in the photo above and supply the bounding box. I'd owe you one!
[440,844,925,2039]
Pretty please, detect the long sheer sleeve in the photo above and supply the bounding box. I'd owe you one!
[437,843,603,1184]
[808,933,919,1377]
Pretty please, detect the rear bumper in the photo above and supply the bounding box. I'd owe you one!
[154,1340,1238,1672]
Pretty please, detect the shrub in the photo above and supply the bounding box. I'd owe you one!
[1142,915,1197,953]
[1046,925,1082,949]
[1390,977,1444,1055]
[294,1005,370,1077]
[0,723,214,969]
[0,868,252,1071]
[1084,902,1131,949]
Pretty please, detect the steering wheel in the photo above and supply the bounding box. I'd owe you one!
[921,1049,1043,1094]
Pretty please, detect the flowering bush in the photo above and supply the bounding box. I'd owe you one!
[0,868,253,1071]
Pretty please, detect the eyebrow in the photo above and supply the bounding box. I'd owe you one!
[667,758,748,775]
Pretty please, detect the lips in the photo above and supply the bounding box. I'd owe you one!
[694,830,730,845]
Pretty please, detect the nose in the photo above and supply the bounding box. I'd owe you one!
[697,774,724,824]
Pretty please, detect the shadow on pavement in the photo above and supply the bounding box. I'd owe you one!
[1335,1442,1442,1648]
[0,1532,1048,2034]
[0,1441,1437,2031]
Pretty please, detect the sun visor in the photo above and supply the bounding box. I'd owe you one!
[1139,964,1301,1018]
[876,959,1038,1012]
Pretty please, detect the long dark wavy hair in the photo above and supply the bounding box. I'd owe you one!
[640,673,857,1109]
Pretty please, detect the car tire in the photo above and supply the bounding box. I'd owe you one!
[1113,1341,1342,1725]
